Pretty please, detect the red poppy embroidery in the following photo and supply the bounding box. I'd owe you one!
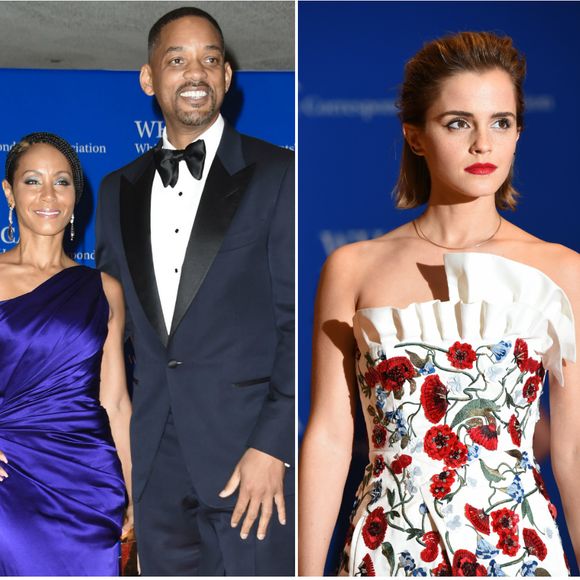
[364,366,381,389]
[525,357,541,373]
[430,470,456,499]
[532,467,549,500]
[391,459,403,475]
[371,424,387,448]
[391,454,412,475]
[420,531,440,562]
[452,550,487,576]
[362,507,388,550]
[523,528,548,561]
[491,507,519,536]
[468,421,498,450]
[447,342,477,369]
[497,531,520,556]
[514,338,529,371]
[537,362,546,380]
[548,502,558,520]
[464,504,490,535]
[508,415,522,447]
[420,374,449,423]
[374,357,415,392]
[359,553,376,576]
[432,561,452,576]
[445,440,468,469]
[523,375,541,403]
[373,455,386,477]
[424,425,459,460]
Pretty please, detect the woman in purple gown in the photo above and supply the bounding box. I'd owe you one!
[0,133,132,575]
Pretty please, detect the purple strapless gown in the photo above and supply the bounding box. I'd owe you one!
[0,266,125,575]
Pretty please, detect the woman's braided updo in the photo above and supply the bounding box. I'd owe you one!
[5,132,84,203]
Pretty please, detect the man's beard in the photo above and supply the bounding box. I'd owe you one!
[174,91,218,127]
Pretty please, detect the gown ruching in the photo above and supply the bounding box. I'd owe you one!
[0,266,125,575]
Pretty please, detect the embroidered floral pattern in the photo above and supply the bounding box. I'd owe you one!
[340,336,568,576]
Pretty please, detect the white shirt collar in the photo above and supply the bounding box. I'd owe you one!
[162,114,224,154]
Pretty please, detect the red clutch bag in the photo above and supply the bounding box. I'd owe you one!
[120,528,138,576]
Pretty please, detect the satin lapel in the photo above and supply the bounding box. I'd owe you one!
[170,156,255,336]
[120,160,169,346]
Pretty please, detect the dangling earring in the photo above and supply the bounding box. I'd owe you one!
[7,204,14,242]
[70,213,75,242]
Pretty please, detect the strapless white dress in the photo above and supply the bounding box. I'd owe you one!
[339,253,575,577]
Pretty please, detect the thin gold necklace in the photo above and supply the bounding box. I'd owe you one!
[413,215,503,250]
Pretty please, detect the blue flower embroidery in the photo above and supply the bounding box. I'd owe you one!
[419,502,429,515]
[467,444,480,461]
[376,386,387,412]
[520,560,539,576]
[399,551,416,572]
[507,474,524,503]
[386,409,409,437]
[369,479,382,505]
[412,568,427,576]
[418,361,435,376]
[488,559,505,576]
[521,451,532,470]
[491,340,512,362]
[476,537,499,559]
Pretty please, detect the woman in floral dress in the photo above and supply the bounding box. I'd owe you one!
[299,32,580,576]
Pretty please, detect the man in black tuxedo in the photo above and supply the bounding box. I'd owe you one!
[96,7,294,575]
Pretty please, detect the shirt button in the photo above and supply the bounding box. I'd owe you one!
[175,228,179,233]
[178,192,183,196]
[168,360,182,369]
[174,268,179,273]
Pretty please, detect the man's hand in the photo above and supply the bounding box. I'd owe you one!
[219,447,286,540]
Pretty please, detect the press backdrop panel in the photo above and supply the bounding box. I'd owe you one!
[299,1,580,574]
[0,69,294,257]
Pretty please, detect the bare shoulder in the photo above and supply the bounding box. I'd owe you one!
[324,222,415,273]
[99,272,125,318]
[500,221,579,292]
[534,243,580,298]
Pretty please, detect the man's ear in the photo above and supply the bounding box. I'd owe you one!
[224,62,233,93]
[140,64,155,97]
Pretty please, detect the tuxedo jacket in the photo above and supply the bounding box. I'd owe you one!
[95,123,294,508]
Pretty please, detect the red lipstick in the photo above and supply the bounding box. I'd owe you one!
[465,163,497,175]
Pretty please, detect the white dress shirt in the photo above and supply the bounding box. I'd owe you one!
[151,115,225,333]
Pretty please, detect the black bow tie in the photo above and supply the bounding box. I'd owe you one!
[154,139,206,188]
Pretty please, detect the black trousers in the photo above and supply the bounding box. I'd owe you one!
[134,414,295,576]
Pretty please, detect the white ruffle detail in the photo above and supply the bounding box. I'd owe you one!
[354,252,576,386]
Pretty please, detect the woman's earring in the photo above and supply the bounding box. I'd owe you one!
[7,205,14,242]
[70,213,75,242]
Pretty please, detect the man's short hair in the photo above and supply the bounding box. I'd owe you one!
[148,7,225,60]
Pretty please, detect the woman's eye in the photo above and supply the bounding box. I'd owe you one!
[492,118,512,130]
[55,179,71,186]
[24,178,40,185]
[446,118,470,130]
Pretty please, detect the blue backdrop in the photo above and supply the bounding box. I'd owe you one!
[299,1,580,574]
[0,69,294,259]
